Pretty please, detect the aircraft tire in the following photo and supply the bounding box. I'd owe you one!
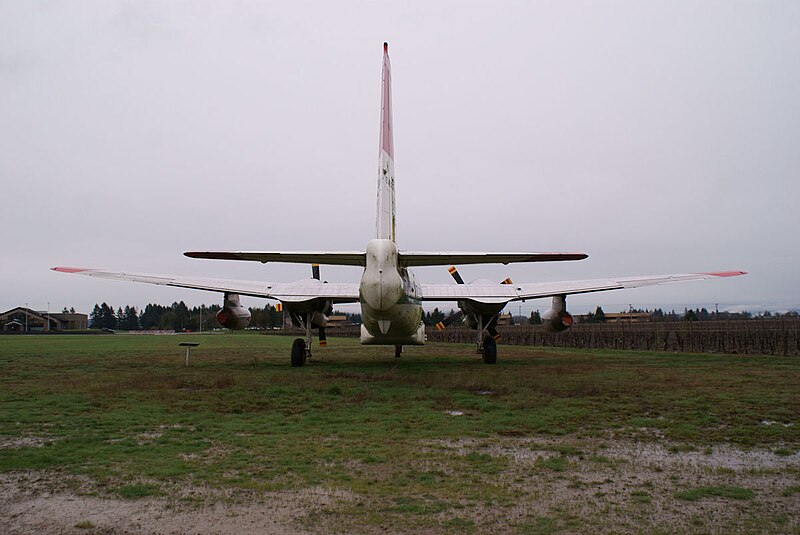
[291,338,307,367]
[482,335,497,364]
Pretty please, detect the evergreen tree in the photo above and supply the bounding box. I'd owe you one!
[172,301,190,331]
[99,303,116,329]
[122,306,139,330]
[529,310,542,325]
[429,307,445,325]
[89,304,103,328]
[594,306,606,322]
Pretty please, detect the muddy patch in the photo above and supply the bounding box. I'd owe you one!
[0,472,356,535]
[422,436,800,533]
[0,436,57,449]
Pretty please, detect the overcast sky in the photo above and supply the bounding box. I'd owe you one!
[1,1,797,316]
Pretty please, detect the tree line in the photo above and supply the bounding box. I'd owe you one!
[88,302,284,331]
[88,303,365,331]
[87,302,796,331]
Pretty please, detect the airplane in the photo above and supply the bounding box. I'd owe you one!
[53,43,746,367]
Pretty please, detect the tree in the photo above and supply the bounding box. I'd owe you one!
[94,303,117,329]
[172,301,190,331]
[89,304,103,329]
[529,310,542,325]
[121,306,139,330]
[594,306,606,322]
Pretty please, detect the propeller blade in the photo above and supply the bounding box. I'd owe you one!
[448,265,465,285]
[312,264,320,280]
[436,310,465,330]
[451,265,511,285]
[487,325,502,342]
[318,326,327,346]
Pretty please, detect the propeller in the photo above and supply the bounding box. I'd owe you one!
[444,266,506,340]
[448,265,512,286]
[311,264,328,346]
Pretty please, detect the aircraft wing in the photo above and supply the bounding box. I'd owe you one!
[51,267,360,303]
[420,271,746,302]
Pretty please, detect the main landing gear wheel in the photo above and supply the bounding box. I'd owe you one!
[291,338,307,367]
[394,345,403,358]
[481,335,497,364]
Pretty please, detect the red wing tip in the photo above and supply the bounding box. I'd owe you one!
[52,267,90,273]
[703,271,747,278]
[384,42,388,52]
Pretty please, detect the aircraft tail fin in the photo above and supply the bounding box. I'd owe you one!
[376,42,396,242]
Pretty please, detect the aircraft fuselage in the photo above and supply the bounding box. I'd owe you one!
[359,239,425,345]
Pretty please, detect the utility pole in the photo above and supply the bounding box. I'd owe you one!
[47,301,50,332]
[24,302,28,332]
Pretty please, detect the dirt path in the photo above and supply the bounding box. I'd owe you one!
[2,438,798,534]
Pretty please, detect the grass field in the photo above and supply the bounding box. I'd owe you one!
[1,333,798,533]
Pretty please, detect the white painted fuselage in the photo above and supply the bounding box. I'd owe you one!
[358,43,425,346]
[359,239,424,345]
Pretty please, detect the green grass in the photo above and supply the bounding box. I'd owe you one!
[0,333,798,532]
[118,483,160,499]
[674,485,755,501]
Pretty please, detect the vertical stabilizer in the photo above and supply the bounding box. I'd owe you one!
[376,42,396,242]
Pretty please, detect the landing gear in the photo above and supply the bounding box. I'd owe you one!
[290,311,315,367]
[291,338,307,367]
[481,335,497,364]
[394,345,403,358]
[476,314,498,364]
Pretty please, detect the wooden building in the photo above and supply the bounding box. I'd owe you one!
[0,307,88,332]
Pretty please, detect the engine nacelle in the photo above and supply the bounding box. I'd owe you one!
[542,309,574,332]
[542,295,573,332]
[216,293,251,330]
[215,306,251,330]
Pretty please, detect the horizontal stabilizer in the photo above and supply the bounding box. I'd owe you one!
[399,252,587,267]
[185,251,366,266]
[184,250,587,267]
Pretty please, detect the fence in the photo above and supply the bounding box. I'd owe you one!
[266,318,800,356]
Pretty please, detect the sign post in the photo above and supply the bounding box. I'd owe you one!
[179,342,200,366]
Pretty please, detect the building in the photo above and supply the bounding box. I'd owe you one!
[603,312,652,323]
[496,313,514,326]
[325,315,350,328]
[0,307,88,332]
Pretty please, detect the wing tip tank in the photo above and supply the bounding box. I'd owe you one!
[52,266,90,273]
[703,271,748,277]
